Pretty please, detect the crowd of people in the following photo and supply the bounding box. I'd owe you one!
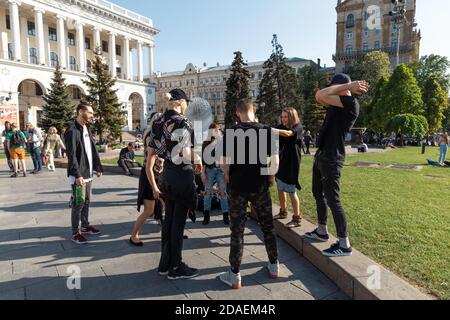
[1,121,66,177]
[60,73,370,289]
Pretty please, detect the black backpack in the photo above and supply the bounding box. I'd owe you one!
[10,131,25,148]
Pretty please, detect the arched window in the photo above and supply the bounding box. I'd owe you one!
[50,52,58,67]
[346,45,353,55]
[69,56,76,71]
[346,14,355,28]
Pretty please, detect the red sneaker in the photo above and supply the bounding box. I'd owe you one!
[81,226,101,235]
[71,232,88,244]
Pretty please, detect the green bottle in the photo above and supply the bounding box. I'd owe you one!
[75,184,85,206]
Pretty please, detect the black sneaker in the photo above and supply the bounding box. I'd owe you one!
[304,229,329,242]
[167,263,199,280]
[322,241,352,257]
[202,211,210,225]
[10,172,18,178]
[223,212,230,226]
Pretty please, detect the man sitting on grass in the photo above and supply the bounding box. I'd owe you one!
[118,142,142,176]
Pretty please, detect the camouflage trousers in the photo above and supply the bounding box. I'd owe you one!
[229,189,278,270]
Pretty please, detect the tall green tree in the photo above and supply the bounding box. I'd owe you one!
[410,54,450,93]
[256,34,303,126]
[82,50,126,144]
[369,76,389,131]
[348,51,391,127]
[422,78,449,132]
[373,64,424,130]
[224,51,251,128]
[298,64,327,134]
[39,64,75,132]
[385,114,429,145]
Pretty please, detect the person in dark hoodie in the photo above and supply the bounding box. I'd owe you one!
[65,101,103,245]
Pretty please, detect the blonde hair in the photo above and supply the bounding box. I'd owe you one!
[444,132,449,144]
[49,127,57,135]
[282,107,300,129]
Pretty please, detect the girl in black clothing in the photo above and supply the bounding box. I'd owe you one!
[273,107,303,228]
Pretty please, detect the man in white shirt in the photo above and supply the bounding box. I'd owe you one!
[65,101,103,244]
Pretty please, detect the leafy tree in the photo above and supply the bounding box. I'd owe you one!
[373,64,423,130]
[298,64,327,134]
[410,54,450,93]
[369,76,389,131]
[385,114,429,146]
[224,51,251,128]
[40,64,75,132]
[256,34,303,126]
[422,78,449,132]
[348,51,391,127]
[82,50,126,144]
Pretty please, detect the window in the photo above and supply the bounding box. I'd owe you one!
[346,14,355,28]
[258,72,263,79]
[49,27,57,41]
[364,27,369,37]
[364,11,369,21]
[68,33,75,46]
[29,48,37,64]
[86,60,92,73]
[391,39,398,50]
[346,32,353,40]
[27,21,36,36]
[116,45,121,56]
[6,15,10,30]
[8,43,13,60]
[69,56,76,71]
[85,37,91,50]
[345,45,353,55]
[69,86,81,99]
[116,67,121,77]
[50,52,58,67]
[363,43,369,52]
[102,41,108,52]
[191,79,195,85]
[374,41,380,50]
[375,29,381,36]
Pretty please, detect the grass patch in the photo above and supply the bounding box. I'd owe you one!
[270,147,450,299]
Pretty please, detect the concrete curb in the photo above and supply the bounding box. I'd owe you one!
[250,204,432,300]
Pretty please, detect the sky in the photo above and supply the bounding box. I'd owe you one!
[111,0,449,74]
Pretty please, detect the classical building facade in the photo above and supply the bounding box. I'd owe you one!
[0,0,158,131]
[333,0,421,73]
[156,58,317,123]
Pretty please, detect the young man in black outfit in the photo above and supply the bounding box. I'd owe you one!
[304,74,369,257]
[118,142,141,175]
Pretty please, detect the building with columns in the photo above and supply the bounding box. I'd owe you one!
[333,0,421,73]
[0,0,158,131]
[156,58,318,123]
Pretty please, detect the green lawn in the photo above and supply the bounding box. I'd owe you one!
[101,155,144,165]
[270,146,449,300]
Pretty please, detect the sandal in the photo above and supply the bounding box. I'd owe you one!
[285,216,302,228]
[273,209,288,220]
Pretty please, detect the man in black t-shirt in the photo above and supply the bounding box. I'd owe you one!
[218,98,294,289]
[304,74,369,257]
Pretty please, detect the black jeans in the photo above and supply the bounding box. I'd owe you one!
[158,198,189,271]
[71,181,92,234]
[3,143,13,170]
[312,153,348,238]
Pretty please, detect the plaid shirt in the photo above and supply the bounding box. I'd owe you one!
[148,109,194,164]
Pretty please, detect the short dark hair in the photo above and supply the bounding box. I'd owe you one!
[236,98,254,113]
[128,142,134,147]
[77,100,91,114]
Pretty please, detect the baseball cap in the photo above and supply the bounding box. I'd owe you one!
[327,73,352,87]
[168,89,191,102]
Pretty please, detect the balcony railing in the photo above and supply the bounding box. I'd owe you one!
[333,45,414,61]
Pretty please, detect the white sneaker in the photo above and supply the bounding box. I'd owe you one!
[219,269,241,289]
[267,261,279,279]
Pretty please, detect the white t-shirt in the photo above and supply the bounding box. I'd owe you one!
[68,125,94,185]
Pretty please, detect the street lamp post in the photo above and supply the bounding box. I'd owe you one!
[389,0,407,66]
